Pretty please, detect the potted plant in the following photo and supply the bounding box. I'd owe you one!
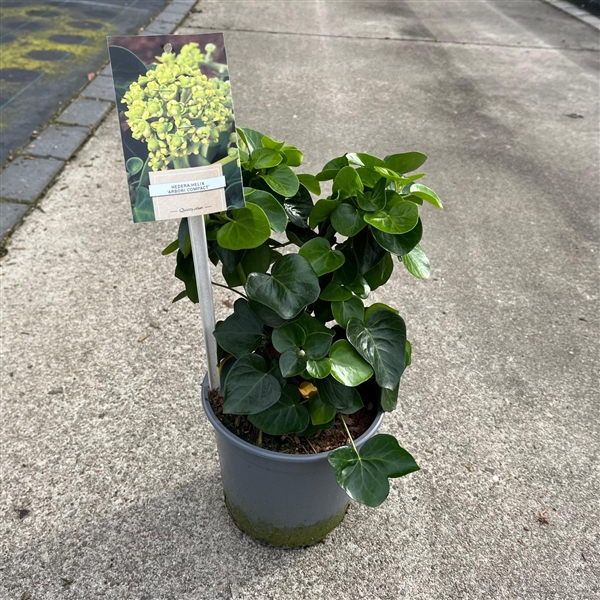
[163,127,442,547]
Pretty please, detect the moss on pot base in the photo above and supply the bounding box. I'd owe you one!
[225,495,348,548]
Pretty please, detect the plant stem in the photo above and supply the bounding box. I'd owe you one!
[340,415,358,453]
[235,264,247,285]
[215,154,238,167]
[211,281,247,298]
[257,429,263,447]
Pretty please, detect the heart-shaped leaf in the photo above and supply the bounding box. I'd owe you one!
[304,332,334,360]
[363,253,394,291]
[283,184,313,228]
[297,174,321,196]
[371,218,423,257]
[309,198,340,228]
[319,282,352,301]
[248,300,302,328]
[248,384,309,435]
[244,188,288,233]
[246,254,320,319]
[251,148,282,169]
[329,340,373,387]
[316,376,363,414]
[237,127,264,152]
[126,156,143,176]
[331,203,366,236]
[363,198,419,235]
[222,354,282,414]
[315,156,348,181]
[333,166,364,196]
[309,392,336,424]
[402,244,431,279]
[364,302,398,320]
[282,145,303,167]
[279,350,307,377]
[384,152,427,174]
[306,358,332,379]
[299,237,345,276]
[347,309,406,390]
[271,322,306,353]
[214,299,264,358]
[217,204,271,250]
[346,153,385,169]
[355,167,382,188]
[404,183,442,209]
[261,165,299,197]
[332,296,364,328]
[328,433,420,507]
[261,134,285,150]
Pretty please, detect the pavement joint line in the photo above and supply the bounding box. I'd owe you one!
[0,0,197,245]
[191,25,600,53]
[540,0,600,30]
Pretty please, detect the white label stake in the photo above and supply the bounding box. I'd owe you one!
[188,215,220,390]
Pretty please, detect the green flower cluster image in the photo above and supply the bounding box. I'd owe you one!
[122,42,234,171]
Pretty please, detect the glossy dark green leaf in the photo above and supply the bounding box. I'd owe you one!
[404,183,442,209]
[328,433,420,507]
[371,218,423,257]
[248,384,309,435]
[384,152,427,174]
[244,188,287,233]
[271,322,306,353]
[213,299,264,358]
[315,156,348,181]
[346,152,385,169]
[306,358,332,380]
[346,309,406,390]
[363,253,394,291]
[217,204,271,250]
[319,282,352,301]
[283,184,312,228]
[380,384,399,412]
[262,165,299,197]
[402,244,431,279]
[353,228,387,275]
[297,312,333,336]
[304,332,334,360]
[248,300,301,328]
[344,275,370,299]
[286,222,318,247]
[333,166,364,196]
[329,340,373,386]
[331,203,366,237]
[297,174,321,196]
[356,189,386,212]
[246,254,320,319]
[222,354,282,415]
[279,351,307,377]
[309,198,340,228]
[251,148,282,169]
[364,302,398,320]
[355,167,383,188]
[363,198,419,235]
[174,249,197,303]
[298,237,345,276]
[332,296,364,329]
[317,376,363,414]
[309,393,336,424]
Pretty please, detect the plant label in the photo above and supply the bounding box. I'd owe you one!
[107,33,244,223]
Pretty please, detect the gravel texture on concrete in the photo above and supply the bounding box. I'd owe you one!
[1,1,599,599]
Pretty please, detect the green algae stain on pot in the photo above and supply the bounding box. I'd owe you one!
[225,495,349,548]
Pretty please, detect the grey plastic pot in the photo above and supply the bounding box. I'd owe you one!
[201,376,384,547]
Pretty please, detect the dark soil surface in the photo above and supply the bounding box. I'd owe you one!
[208,389,377,454]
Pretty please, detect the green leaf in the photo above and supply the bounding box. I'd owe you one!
[248,300,302,328]
[356,189,386,212]
[251,148,282,169]
[244,188,287,233]
[363,253,394,291]
[315,156,348,181]
[279,351,307,377]
[248,384,309,435]
[402,244,431,279]
[404,183,442,209]
[316,376,363,414]
[297,174,321,196]
[364,302,399,320]
[363,198,419,235]
[222,354,282,414]
[245,254,320,319]
[380,384,399,412]
[126,156,143,176]
[213,299,264,358]
[329,340,373,387]
[306,358,332,380]
[355,167,382,188]
[299,237,345,276]
[333,166,364,196]
[332,296,364,328]
[304,332,334,360]
[261,134,285,150]
[346,309,406,390]
[384,152,427,174]
[271,322,306,353]
[405,339,412,368]
[328,434,420,507]
[344,275,370,300]
[282,145,303,167]
[297,312,333,336]
[262,165,299,197]
[331,203,366,237]
[309,393,336,424]
[309,198,340,228]
[346,152,385,169]
[319,282,352,301]
[371,218,423,257]
[237,127,264,152]
[132,187,154,223]
[217,204,271,250]
[284,184,313,228]
[162,239,178,256]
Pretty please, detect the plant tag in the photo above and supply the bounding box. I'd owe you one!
[107,33,245,223]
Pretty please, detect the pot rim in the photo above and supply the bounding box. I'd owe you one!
[201,376,384,463]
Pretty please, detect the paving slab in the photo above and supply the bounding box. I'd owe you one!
[82,75,117,103]
[142,20,176,35]
[56,98,113,129]
[25,125,90,161]
[0,202,30,239]
[1,2,599,600]
[0,157,64,203]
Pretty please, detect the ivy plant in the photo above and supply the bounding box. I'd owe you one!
[163,128,442,507]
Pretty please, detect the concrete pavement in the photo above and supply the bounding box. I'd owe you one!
[1,1,599,598]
